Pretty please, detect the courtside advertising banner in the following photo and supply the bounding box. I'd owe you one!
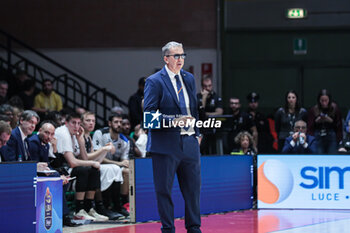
[258,155,350,209]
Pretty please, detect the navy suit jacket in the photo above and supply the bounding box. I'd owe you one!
[144,67,199,156]
[282,135,317,154]
[0,127,29,161]
[27,134,50,162]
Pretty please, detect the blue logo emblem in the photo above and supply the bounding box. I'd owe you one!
[143,110,162,129]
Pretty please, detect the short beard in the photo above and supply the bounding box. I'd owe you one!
[111,127,120,134]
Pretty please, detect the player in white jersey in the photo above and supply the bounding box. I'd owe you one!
[93,113,130,217]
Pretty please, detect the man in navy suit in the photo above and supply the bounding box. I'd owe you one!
[282,120,317,154]
[0,110,40,161]
[144,41,201,233]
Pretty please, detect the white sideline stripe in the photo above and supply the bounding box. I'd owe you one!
[272,218,350,233]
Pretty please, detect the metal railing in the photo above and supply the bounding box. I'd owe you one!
[0,29,127,126]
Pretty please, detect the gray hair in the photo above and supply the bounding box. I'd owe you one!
[20,110,40,123]
[162,41,183,56]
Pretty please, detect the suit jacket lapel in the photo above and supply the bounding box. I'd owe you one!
[160,67,181,110]
[15,127,25,157]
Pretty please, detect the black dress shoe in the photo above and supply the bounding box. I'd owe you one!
[63,215,82,227]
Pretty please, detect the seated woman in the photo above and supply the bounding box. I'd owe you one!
[231,131,256,156]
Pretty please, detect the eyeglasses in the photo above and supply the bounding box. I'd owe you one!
[294,126,307,129]
[165,53,186,59]
[230,102,239,105]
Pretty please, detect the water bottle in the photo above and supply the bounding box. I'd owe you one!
[299,135,305,145]
[18,154,22,162]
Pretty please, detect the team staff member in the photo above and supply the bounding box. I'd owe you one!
[197,77,223,154]
[144,41,202,233]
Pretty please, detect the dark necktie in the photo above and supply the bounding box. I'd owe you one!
[175,75,190,131]
[24,138,31,161]
[175,75,187,116]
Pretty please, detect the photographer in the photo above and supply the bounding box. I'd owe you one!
[282,120,317,154]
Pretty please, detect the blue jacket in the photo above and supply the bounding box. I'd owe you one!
[282,135,317,154]
[144,67,199,156]
[27,134,50,162]
[0,127,28,161]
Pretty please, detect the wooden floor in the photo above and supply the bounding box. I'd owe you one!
[63,209,350,233]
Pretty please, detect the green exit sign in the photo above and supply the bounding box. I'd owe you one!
[286,8,307,19]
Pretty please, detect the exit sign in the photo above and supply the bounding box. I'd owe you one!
[286,8,307,19]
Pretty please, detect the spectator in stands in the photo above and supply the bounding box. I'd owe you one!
[81,112,125,220]
[45,111,63,127]
[197,77,223,154]
[231,131,257,156]
[307,89,342,154]
[226,97,258,153]
[121,117,142,158]
[92,113,130,217]
[75,107,86,117]
[55,112,108,221]
[275,90,307,152]
[0,80,9,105]
[282,120,317,154]
[17,79,39,110]
[247,92,274,153]
[128,77,145,129]
[0,110,39,161]
[8,69,29,97]
[0,121,12,162]
[0,114,11,126]
[27,121,80,226]
[111,106,124,114]
[33,79,63,116]
[0,104,15,128]
[339,110,350,153]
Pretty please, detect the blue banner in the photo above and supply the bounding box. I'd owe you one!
[133,155,253,222]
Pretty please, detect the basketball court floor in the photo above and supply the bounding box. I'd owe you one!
[63,209,350,233]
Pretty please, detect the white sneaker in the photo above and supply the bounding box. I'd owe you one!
[88,208,109,221]
[75,209,96,221]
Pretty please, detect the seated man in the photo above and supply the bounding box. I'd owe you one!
[55,112,108,221]
[93,113,130,217]
[28,121,79,227]
[81,112,125,220]
[282,120,317,154]
[0,120,12,162]
[0,110,40,161]
[33,79,63,117]
[121,117,142,158]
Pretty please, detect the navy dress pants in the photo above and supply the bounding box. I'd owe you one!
[152,135,202,233]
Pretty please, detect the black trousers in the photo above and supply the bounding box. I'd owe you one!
[71,166,100,192]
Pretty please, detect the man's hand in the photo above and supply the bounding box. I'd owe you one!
[105,142,116,154]
[103,142,114,152]
[91,161,100,170]
[201,89,209,99]
[60,175,69,185]
[120,160,129,168]
[50,136,58,153]
[37,162,50,172]
[76,126,85,141]
[292,132,299,142]
[173,116,195,127]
